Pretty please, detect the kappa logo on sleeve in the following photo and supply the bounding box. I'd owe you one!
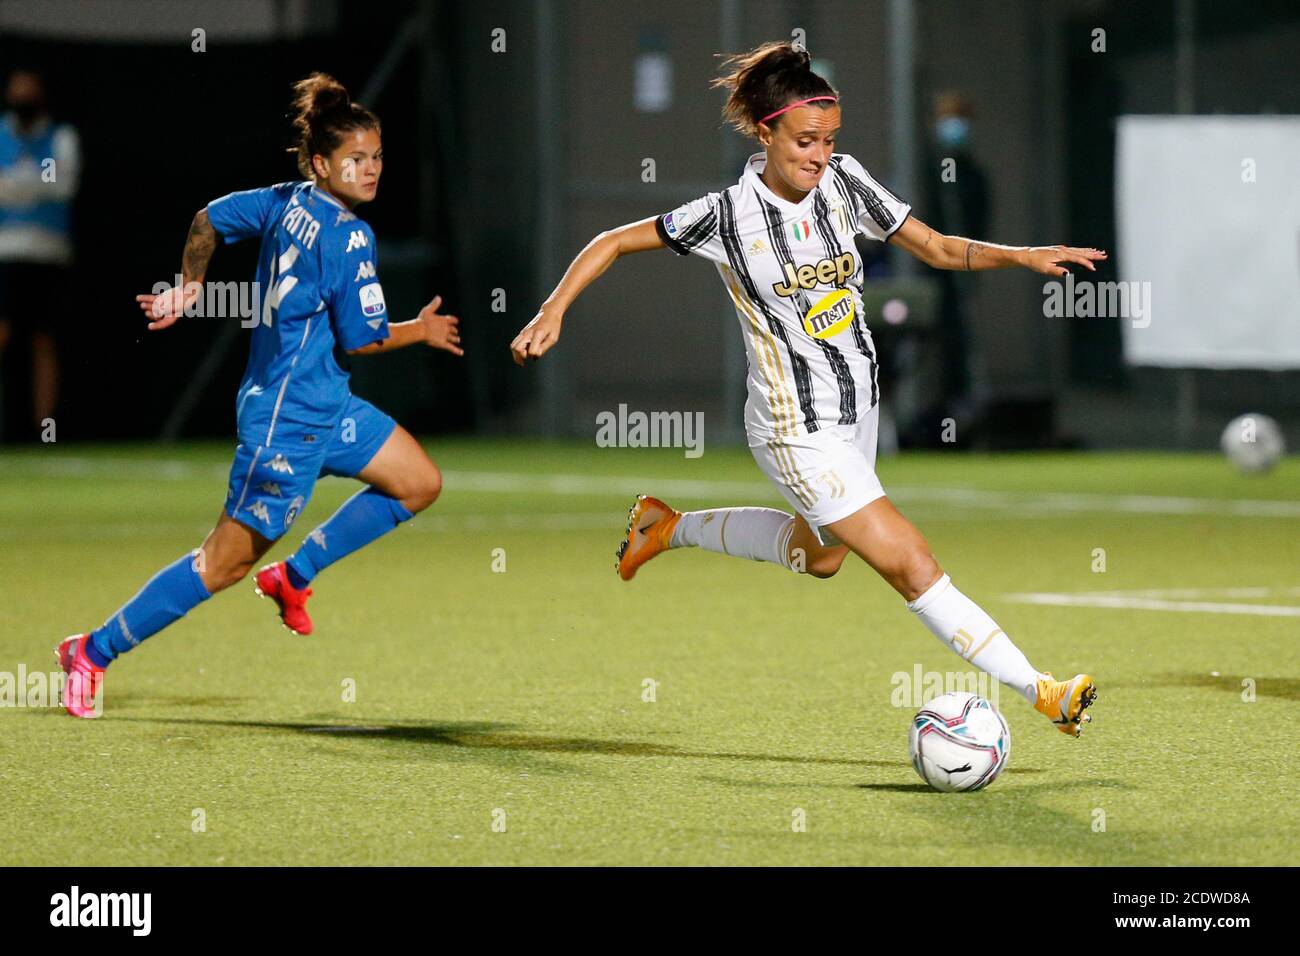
[358,282,386,318]
[354,260,376,282]
[345,230,368,253]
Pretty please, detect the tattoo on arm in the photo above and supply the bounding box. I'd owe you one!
[182,208,218,286]
[964,240,985,271]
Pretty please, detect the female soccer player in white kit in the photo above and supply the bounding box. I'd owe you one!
[511,42,1103,736]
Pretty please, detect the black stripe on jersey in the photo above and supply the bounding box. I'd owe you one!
[761,198,857,426]
[827,161,861,226]
[828,156,897,234]
[677,209,718,250]
[655,214,690,256]
[718,191,820,433]
[656,207,718,257]
[812,191,879,411]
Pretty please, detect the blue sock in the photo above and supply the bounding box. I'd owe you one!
[285,487,415,585]
[284,563,311,591]
[89,552,212,665]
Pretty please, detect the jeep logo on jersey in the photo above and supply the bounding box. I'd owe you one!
[772,252,856,297]
[358,282,386,317]
[354,260,376,281]
[345,230,368,253]
[802,288,855,340]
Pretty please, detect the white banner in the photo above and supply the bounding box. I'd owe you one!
[1117,116,1300,369]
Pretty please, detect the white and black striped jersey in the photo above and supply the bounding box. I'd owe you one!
[656,152,910,443]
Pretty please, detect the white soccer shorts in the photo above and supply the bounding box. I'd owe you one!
[749,403,886,546]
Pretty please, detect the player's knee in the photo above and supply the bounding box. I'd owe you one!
[806,547,848,579]
[403,462,441,514]
[899,548,942,601]
[202,554,255,593]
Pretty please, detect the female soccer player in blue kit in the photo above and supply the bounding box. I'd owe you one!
[56,73,462,717]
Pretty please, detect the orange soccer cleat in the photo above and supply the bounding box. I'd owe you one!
[1034,672,1097,737]
[615,495,682,581]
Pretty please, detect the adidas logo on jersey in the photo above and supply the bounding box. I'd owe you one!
[747,238,769,257]
[345,230,368,253]
[772,252,856,298]
[266,454,294,475]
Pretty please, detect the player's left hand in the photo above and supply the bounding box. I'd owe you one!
[419,295,463,356]
[1021,245,1107,277]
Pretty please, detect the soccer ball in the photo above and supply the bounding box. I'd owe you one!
[909,692,1011,792]
[1221,413,1285,474]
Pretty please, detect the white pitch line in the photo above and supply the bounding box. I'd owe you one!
[1002,591,1300,617]
[1075,586,1300,599]
[2,456,1298,518]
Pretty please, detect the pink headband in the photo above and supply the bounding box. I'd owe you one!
[759,95,839,125]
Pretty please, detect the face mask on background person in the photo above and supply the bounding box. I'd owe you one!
[935,116,970,149]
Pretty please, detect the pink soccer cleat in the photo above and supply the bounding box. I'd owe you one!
[253,562,314,635]
[55,634,104,719]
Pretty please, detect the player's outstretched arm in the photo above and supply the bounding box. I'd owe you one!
[347,295,463,357]
[510,217,663,365]
[888,215,1106,277]
[135,207,219,331]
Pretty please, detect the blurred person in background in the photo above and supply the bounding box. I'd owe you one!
[920,91,989,440]
[0,69,80,440]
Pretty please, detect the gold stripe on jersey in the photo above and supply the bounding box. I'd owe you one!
[720,266,818,507]
[721,265,797,438]
[769,437,817,508]
[721,266,821,508]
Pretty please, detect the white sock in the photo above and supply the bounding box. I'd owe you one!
[669,507,796,570]
[906,573,1042,703]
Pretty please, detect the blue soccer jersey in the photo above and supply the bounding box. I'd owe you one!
[206,181,390,445]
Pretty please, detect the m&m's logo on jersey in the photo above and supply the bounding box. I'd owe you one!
[790,219,812,242]
[801,288,855,340]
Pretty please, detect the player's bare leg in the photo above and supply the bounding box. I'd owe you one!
[354,425,442,514]
[825,498,1096,735]
[200,512,275,592]
[31,328,59,430]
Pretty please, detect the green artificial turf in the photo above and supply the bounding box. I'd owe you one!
[0,440,1296,865]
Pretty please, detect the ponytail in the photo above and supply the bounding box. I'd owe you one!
[712,42,838,138]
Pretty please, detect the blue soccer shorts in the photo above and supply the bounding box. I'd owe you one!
[224,394,398,541]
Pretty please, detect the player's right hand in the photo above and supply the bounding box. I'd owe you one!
[136,283,201,331]
[510,304,564,366]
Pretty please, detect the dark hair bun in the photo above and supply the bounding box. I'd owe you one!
[712,41,837,138]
